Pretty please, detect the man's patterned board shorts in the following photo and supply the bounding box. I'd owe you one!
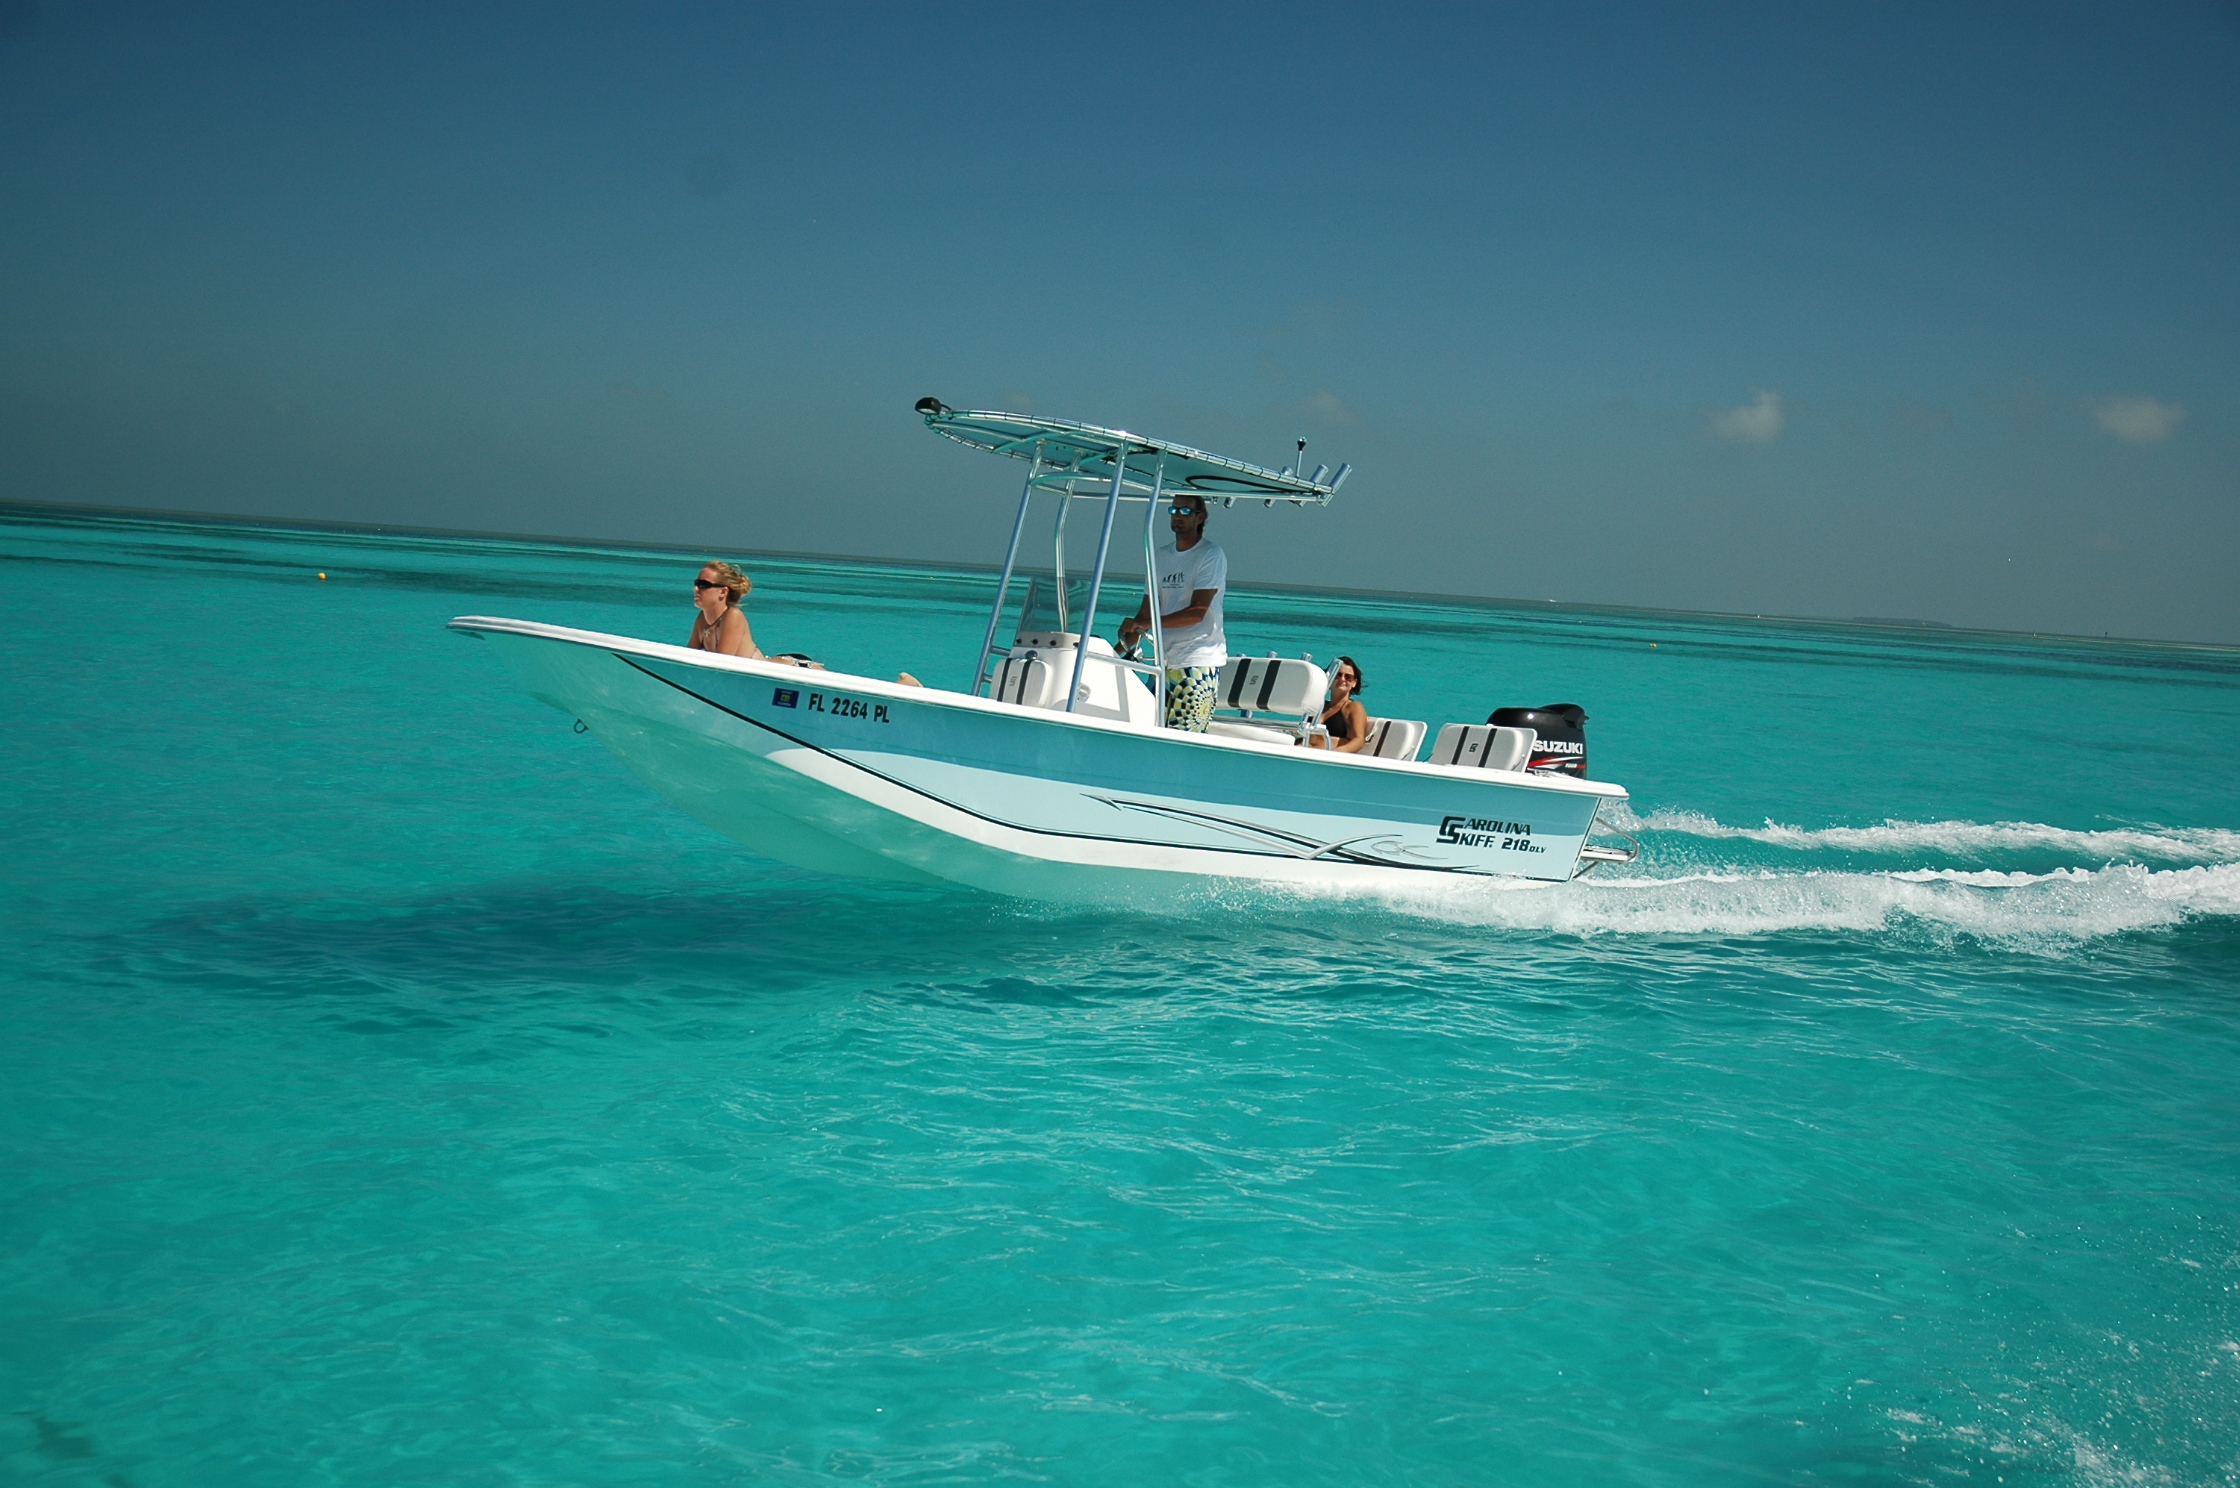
[1163,665,1218,732]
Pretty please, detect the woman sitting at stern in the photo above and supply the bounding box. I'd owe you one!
[689,561,822,668]
[1301,654,1371,752]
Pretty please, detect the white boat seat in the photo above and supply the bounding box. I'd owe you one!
[1204,719,1298,745]
[993,653,1059,709]
[994,637,1158,724]
[1431,724,1535,771]
[1362,717,1426,761]
[1214,656,1328,718]
[1485,726,1535,771]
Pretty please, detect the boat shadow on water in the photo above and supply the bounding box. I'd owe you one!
[62,860,2240,1046]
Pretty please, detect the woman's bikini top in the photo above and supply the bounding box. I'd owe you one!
[1323,699,1357,742]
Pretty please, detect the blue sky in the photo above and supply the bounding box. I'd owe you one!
[3,2,2235,640]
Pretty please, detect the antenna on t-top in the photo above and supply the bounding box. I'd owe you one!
[1291,437,1307,476]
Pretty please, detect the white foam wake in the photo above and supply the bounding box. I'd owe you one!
[1359,861,2240,942]
[1620,808,2240,864]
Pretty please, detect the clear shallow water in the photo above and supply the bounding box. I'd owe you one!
[4,503,2237,1486]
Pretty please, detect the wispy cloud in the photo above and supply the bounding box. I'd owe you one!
[2089,395,2186,445]
[1709,390,1784,443]
[1299,389,1362,427]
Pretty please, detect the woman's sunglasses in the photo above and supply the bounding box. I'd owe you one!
[693,579,728,591]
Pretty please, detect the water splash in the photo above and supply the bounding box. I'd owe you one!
[1424,862,2238,941]
[1620,807,2240,865]
[1306,807,2240,942]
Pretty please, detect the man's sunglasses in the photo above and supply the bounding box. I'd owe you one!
[1168,504,1204,516]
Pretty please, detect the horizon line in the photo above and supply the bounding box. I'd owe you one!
[5,495,2231,656]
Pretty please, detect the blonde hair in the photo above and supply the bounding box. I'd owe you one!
[703,560,751,605]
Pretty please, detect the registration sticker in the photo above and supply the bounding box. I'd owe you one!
[772,688,799,708]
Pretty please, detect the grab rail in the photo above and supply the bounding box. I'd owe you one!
[1575,825,1642,875]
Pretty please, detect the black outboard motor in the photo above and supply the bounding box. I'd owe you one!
[1486,703,1588,777]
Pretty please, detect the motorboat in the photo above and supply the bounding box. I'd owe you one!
[449,401,1640,901]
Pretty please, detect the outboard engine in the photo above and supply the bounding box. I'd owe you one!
[1486,704,1588,777]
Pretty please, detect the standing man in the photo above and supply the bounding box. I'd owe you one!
[1117,492,1227,732]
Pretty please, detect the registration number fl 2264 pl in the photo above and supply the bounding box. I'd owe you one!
[809,692,889,723]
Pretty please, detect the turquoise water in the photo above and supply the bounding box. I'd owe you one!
[4,503,2238,1486]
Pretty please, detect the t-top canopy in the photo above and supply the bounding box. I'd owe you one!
[916,400,1348,505]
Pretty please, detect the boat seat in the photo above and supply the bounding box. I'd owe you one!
[1214,655,1328,718]
[1205,719,1297,745]
[1430,724,1535,771]
[994,638,1159,723]
[993,652,1060,709]
[1362,717,1427,761]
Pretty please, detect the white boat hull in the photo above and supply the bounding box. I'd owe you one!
[452,617,1631,903]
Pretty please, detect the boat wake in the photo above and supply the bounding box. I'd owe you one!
[1619,807,2240,864]
[1278,810,2240,944]
[1363,860,2240,941]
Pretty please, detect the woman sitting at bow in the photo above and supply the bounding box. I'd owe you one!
[689,561,822,667]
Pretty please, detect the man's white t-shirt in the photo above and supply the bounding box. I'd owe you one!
[1154,537,1227,670]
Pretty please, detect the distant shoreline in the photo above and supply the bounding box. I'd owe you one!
[6,496,2231,656]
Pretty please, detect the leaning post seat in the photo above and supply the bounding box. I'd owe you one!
[1213,655,1329,720]
[1199,655,1331,745]
[1430,724,1536,772]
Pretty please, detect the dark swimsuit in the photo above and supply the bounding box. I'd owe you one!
[1322,702,1357,743]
